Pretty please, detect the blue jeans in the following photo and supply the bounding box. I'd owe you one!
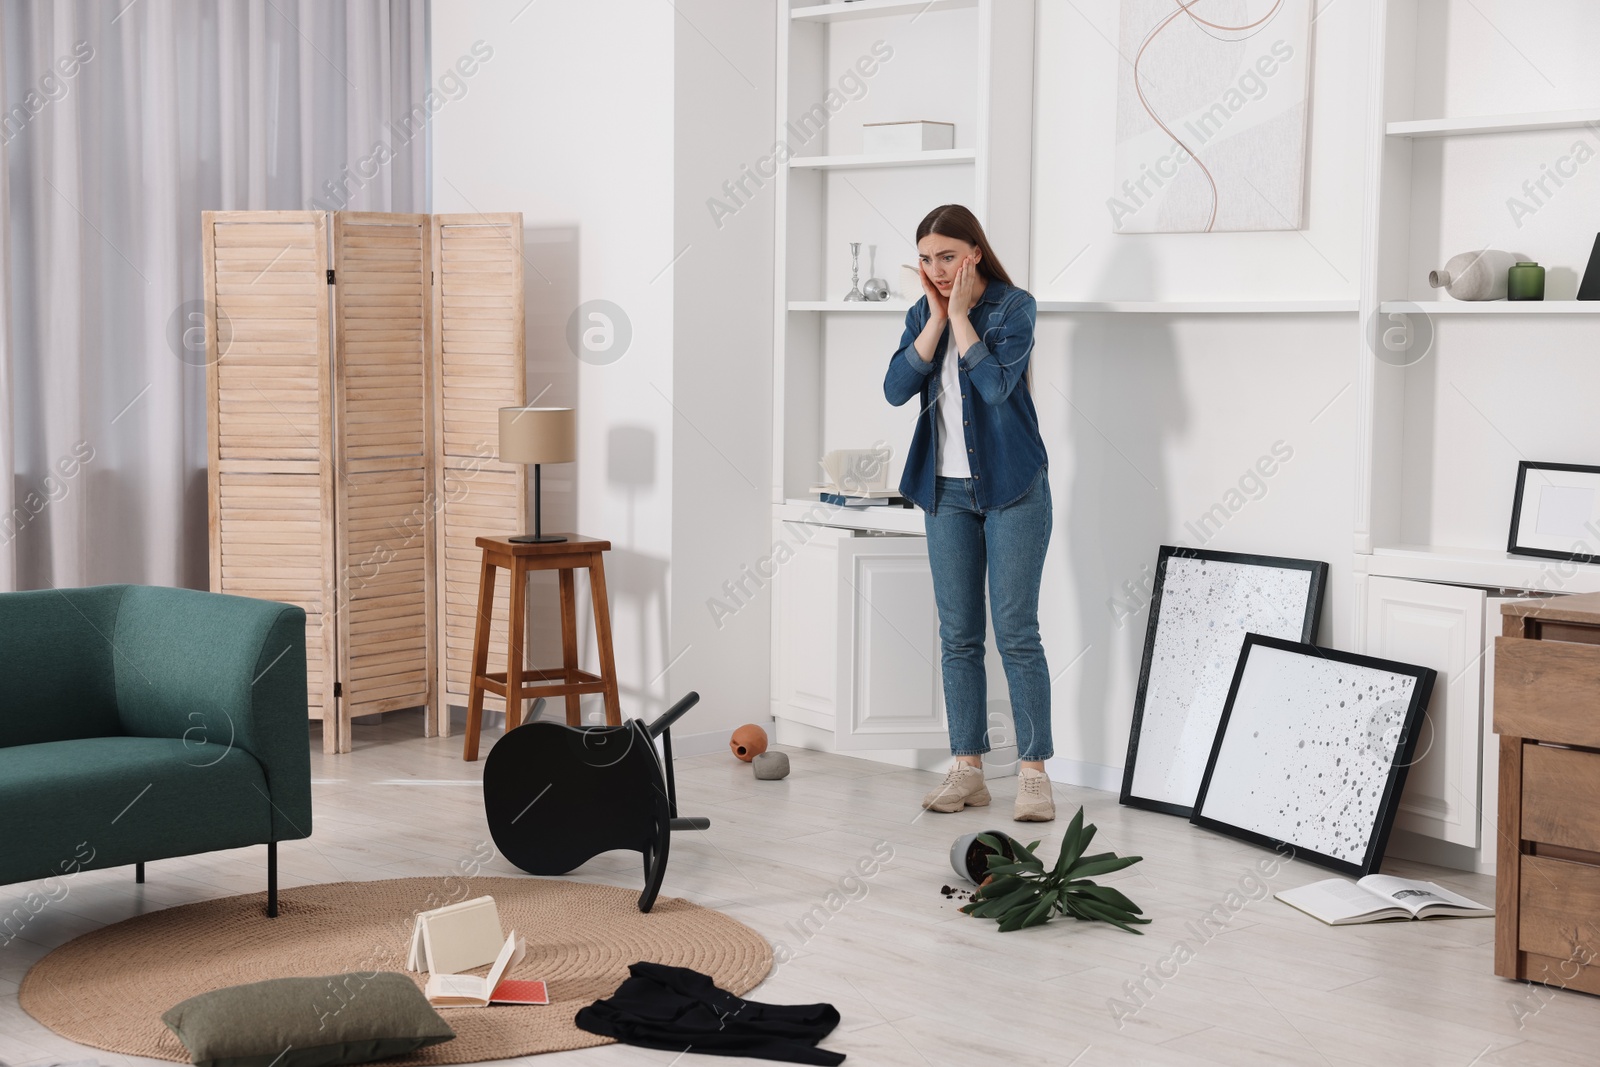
[924,469,1053,761]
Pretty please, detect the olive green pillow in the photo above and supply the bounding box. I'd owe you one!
[162,972,455,1067]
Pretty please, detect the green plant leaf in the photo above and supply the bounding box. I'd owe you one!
[985,859,1045,876]
[971,884,1040,918]
[1065,884,1143,914]
[973,875,1024,901]
[1053,808,1098,877]
[1066,853,1144,880]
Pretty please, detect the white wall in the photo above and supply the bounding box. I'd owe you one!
[1026,0,1372,783]
[668,2,778,742]
[430,0,776,743]
[430,0,678,721]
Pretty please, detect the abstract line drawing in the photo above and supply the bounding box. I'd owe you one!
[1111,1,1312,233]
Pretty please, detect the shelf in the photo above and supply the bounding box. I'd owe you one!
[775,499,924,535]
[789,300,912,312]
[1034,300,1359,314]
[1377,300,1600,315]
[1365,544,1600,595]
[788,149,975,170]
[791,0,976,22]
[1386,109,1600,138]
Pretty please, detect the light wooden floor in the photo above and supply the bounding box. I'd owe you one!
[4,710,1599,1066]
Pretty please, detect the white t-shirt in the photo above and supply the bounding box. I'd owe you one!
[935,328,971,478]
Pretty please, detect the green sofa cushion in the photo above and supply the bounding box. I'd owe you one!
[161,972,455,1067]
[0,737,271,885]
[0,585,124,747]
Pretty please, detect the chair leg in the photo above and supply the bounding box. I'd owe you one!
[638,814,671,914]
[135,861,144,884]
[267,842,278,919]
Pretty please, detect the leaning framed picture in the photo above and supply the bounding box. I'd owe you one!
[1508,461,1600,565]
[1120,547,1329,817]
[1190,635,1437,878]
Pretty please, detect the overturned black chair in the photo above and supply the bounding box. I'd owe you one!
[482,691,710,913]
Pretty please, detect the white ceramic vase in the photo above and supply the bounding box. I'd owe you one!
[1428,249,1523,301]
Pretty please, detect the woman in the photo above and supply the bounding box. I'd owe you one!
[883,204,1054,822]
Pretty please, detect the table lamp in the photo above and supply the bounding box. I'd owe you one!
[498,406,576,543]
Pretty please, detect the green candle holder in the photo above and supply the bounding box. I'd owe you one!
[1507,261,1545,301]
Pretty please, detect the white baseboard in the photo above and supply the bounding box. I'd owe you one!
[1043,756,1122,794]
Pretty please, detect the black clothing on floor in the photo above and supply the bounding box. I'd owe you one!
[574,961,845,1065]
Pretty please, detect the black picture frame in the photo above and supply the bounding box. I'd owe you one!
[1120,546,1329,818]
[1507,460,1600,565]
[1189,634,1437,878]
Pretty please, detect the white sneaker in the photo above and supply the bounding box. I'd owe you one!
[921,763,991,812]
[1014,767,1055,822]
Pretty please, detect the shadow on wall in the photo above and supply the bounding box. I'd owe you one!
[1062,242,1187,766]
[510,223,581,722]
[598,425,670,722]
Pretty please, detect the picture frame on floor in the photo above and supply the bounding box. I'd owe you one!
[1120,546,1329,818]
[1507,460,1600,565]
[1190,634,1437,879]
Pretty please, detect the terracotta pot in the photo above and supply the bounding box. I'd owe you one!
[729,724,768,762]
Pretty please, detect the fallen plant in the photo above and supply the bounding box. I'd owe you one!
[960,807,1150,933]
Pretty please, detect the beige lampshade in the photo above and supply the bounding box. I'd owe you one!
[498,406,576,464]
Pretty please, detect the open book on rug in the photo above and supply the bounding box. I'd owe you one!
[424,931,547,1007]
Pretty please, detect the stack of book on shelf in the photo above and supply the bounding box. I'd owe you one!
[810,485,908,508]
[812,446,909,508]
[408,895,549,1007]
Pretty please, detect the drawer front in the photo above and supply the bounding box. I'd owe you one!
[1494,637,1600,747]
[1519,855,1600,965]
[1523,744,1600,854]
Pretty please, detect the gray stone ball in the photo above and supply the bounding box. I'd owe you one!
[752,751,790,780]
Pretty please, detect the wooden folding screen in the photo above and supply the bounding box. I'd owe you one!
[205,210,524,752]
[329,214,436,751]
[204,212,340,747]
[430,215,527,735]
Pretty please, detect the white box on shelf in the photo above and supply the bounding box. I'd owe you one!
[862,120,954,154]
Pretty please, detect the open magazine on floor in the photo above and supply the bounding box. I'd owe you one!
[1275,875,1492,925]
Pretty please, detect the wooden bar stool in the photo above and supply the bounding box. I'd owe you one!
[462,534,621,761]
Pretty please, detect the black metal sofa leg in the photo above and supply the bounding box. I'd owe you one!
[267,841,278,918]
[135,861,144,884]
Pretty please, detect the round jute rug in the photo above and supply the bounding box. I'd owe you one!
[19,876,772,1063]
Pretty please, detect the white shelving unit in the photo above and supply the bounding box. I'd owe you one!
[1377,300,1600,315]
[769,0,1035,759]
[1386,108,1600,138]
[1036,300,1359,315]
[790,0,977,23]
[788,148,976,170]
[1353,0,1600,872]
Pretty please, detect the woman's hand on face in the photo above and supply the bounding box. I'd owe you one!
[919,262,949,320]
[947,254,984,316]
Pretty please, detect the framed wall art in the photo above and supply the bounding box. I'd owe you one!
[1121,546,1328,817]
[1190,634,1437,878]
[1508,461,1600,565]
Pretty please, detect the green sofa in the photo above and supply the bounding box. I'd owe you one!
[0,584,311,917]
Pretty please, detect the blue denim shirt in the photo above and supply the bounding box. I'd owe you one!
[883,280,1047,513]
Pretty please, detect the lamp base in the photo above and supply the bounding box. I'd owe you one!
[509,533,568,544]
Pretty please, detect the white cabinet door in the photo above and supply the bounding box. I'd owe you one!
[771,522,855,732]
[1363,576,1485,847]
[835,534,948,749]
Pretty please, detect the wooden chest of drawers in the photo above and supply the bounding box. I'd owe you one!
[1495,590,1600,994]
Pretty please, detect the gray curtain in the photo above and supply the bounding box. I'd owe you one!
[0,0,427,591]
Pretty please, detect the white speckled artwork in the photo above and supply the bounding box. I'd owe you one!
[1193,638,1431,874]
[1124,550,1324,814]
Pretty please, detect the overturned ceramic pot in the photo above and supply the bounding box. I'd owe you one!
[949,830,1020,886]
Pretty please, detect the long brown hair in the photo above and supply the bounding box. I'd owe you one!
[915,204,1013,288]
